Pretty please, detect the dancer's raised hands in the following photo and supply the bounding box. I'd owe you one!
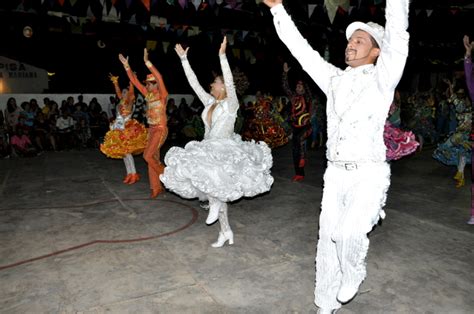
[109,73,119,83]
[219,36,227,55]
[118,54,129,68]
[144,48,150,63]
[463,35,473,58]
[175,44,189,58]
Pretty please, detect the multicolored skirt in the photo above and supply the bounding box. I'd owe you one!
[100,119,147,159]
[384,121,419,161]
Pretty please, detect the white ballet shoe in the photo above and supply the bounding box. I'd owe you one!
[211,231,234,248]
[336,285,358,303]
[205,203,220,225]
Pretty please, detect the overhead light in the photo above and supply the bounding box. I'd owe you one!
[23,26,33,38]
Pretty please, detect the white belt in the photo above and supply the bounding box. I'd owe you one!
[329,161,384,171]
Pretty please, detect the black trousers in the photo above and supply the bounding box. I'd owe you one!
[292,124,311,176]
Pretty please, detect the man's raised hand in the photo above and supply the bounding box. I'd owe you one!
[263,0,283,8]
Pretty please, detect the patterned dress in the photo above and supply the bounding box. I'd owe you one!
[242,96,288,148]
[433,95,472,166]
[100,83,147,159]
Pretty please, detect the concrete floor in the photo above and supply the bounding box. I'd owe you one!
[0,143,472,313]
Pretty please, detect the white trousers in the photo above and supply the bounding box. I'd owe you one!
[123,154,136,175]
[314,162,390,309]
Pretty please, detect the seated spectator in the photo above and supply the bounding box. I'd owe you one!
[20,102,35,130]
[41,97,51,116]
[0,110,10,158]
[56,110,75,150]
[4,97,22,133]
[75,117,91,149]
[72,104,89,125]
[34,112,57,151]
[74,95,87,112]
[10,128,37,157]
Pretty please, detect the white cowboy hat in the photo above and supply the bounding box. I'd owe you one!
[346,21,384,48]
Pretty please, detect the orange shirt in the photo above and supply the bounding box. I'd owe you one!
[125,62,168,126]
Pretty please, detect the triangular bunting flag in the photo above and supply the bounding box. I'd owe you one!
[15,2,25,11]
[426,9,433,17]
[86,5,94,17]
[324,0,350,23]
[102,0,109,17]
[192,0,201,11]
[162,41,170,53]
[308,4,317,18]
[141,0,150,11]
[368,5,376,16]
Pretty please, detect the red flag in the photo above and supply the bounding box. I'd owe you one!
[337,6,346,15]
[369,5,376,16]
[142,0,150,11]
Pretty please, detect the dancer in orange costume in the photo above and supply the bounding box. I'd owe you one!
[100,74,147,184]
[119,49,168,198]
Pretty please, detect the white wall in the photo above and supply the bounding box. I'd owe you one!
[0,56,48,93]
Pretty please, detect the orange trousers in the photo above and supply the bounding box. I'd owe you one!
[143,125,168,193]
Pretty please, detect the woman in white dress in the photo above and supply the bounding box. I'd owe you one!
[160,37,274,247]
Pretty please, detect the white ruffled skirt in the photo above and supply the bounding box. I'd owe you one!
[160,134,274,202]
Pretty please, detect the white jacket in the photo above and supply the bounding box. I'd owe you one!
[271,1,409,162]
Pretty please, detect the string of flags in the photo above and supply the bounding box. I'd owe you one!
[14,0,472,26]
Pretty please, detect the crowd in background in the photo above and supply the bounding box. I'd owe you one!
[0,70,471,161]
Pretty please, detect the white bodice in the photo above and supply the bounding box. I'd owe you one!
[180,54,239,140]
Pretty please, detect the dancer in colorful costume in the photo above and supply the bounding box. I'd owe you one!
[100,74,147,184]
[282,62,313,182]
[384,96,419,160]
[242,91,288,148]
[462,35,474,224]
[119,49,169,198]
[265,0,410,312]
[160,37,274,247]
[433,78,472,188]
